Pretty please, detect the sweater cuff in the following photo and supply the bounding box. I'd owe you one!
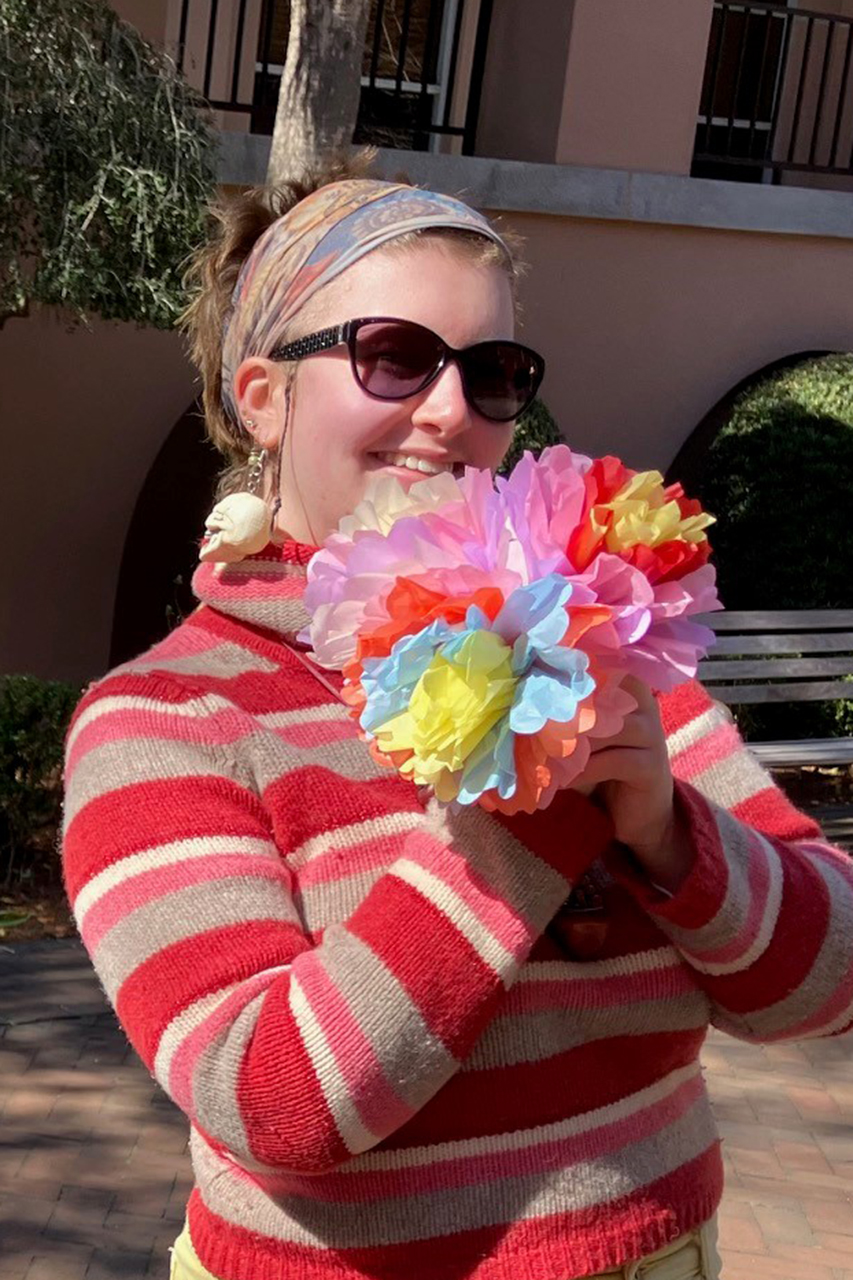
[603,779,728,925]
[497,788,616,885]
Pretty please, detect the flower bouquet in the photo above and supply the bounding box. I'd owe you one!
[301,446,720,815]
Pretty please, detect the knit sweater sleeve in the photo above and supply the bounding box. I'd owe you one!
[62,672,613,1176]
[605,679,853,1043]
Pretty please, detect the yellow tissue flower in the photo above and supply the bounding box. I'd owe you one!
[592,470,714,553]
[374,631,516,788]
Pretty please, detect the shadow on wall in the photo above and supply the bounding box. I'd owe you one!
[665,350,833,494]
[109,403,221,668]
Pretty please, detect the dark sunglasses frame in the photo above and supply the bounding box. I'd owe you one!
[268,316,545,423]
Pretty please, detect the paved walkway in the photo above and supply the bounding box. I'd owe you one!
[2,940,853,1279]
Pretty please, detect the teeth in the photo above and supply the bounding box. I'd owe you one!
[378,452,454,476]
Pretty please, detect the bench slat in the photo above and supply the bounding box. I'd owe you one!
[698,609,853,768]
[810,806,853,852]
[709,633,853,655]
[699,657,853,680]
[750,740,853,766]
[697,610,853,631]
[706,680,853,704]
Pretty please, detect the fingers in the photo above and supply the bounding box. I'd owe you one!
[589,721,646,752]
[588,707,661,752]
[574,745,659,789]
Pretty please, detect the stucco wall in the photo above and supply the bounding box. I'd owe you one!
[502,211,853,469]
[474,0,575,163]
[1,310,195,683]
[555,0,713,174]
[110,0,169,44]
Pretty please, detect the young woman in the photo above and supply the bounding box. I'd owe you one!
[62,157,853,1280]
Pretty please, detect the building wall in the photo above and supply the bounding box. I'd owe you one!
[474,0,575,163]
[0,310,195,684]
[111,0,169,43]
[110,0,853,190]
[503,212,853,469]
[554,0,714,174]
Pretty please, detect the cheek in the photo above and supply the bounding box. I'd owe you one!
[293,363,405,458]
[467,421,515,469]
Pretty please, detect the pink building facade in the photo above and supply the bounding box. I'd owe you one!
[4,0,853,681]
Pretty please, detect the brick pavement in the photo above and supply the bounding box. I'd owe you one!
[1,942,189,1278]
[2,939,853,1279]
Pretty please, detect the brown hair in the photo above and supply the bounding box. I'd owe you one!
[180,149,524,495]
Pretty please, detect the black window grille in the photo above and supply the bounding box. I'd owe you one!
[176,0,492,155]
[693,1,853,182]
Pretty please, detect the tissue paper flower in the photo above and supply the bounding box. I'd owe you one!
[566,454,714,582]
[302,445,720,814]
[500,449,720,691]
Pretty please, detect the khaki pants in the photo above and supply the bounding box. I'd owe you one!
[169,1214,722,1279]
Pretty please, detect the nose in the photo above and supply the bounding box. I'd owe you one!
[409,359,471,438]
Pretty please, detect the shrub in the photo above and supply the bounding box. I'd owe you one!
[1,0,216,326]
[498,398,564,476]
[685,354,853,741]
[0,676,82,890]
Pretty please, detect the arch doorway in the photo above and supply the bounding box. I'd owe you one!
[109,403,221,667]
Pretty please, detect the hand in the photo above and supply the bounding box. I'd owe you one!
[571,677,694,894]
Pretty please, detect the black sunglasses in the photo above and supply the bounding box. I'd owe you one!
[269,317,545,423]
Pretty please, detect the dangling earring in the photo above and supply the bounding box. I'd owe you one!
[199,426,275,563]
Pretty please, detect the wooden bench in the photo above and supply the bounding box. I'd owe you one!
[696,610,853,850]
[696,609,853,769]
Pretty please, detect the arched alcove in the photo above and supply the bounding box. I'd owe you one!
[665,350,833,490]
[109,402,221,667]
[664,348,853,747]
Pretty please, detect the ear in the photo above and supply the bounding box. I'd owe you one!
[233,357,288,450]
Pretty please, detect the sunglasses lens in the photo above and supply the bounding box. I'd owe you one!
[353,322,442,398]
[351,321,544,423]
[463,343,543,422]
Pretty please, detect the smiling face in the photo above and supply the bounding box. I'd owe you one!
[234,238,517,546]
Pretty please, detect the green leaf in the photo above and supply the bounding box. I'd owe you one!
[1,0,216,326]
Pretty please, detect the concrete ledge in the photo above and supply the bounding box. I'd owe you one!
[218,131,853,240]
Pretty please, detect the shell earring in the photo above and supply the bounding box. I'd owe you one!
[199,426,274,563]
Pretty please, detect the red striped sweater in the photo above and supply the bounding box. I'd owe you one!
[62,541,853,1280]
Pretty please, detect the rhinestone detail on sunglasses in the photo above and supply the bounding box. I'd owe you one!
[272,329,340,359]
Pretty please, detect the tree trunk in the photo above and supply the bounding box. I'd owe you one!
[267,0,372,185]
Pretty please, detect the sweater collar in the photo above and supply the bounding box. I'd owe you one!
[190,539,317,645]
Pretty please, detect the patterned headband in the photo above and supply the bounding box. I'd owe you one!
[220,178,511,429]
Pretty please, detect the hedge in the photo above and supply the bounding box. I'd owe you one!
[685,353,853,742]
[0,675,81,890]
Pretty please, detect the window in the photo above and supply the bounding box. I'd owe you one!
[251,0,464,151]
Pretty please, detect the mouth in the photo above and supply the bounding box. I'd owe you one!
[370,451,464,479]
